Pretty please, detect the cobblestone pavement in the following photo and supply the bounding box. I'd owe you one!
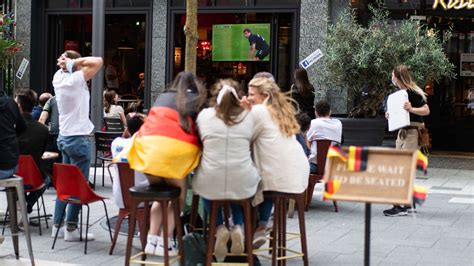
[0,156,473,265]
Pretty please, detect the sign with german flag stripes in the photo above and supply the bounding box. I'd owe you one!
[324,147,420,205]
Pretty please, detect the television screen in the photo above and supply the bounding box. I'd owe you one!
[212,23,271,62]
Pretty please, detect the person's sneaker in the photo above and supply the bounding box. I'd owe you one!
[51,225,65,238]
[214,225,230,261]
[144,234,159,255]
[383,206,408,217]
[407,207,417,214]
[252,229,267,249]
[64,228,95,242]
[230,225,244,255]
[154,237,178,257]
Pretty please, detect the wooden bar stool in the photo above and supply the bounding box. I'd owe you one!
[0,176,35,265]
[260,191,308,266]
[124,184,184,266]
[205,198,254,266]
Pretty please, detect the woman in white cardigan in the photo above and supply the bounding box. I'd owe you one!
[193,79,261,261]
[241,77,310,248]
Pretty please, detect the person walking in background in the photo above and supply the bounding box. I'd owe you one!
[51,50,103,241]
[15,89,50,215]
[125,71,207,256]
[0,88,26,180]
[306,101,342,174]
[290,68,316,119]
[103,89,127,127]
[384,64,430,217]
[241,77,309,249]
[193,79,261,261]
[295,112,311,159]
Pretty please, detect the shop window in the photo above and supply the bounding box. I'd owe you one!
[111,0,151,7]
[215,0,247,6]
[171,0,185,6]
[46,0,79,8]
[255,0,298,5]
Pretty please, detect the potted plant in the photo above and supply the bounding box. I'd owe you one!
[317,3,455,146]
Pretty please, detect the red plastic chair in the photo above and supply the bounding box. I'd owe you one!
[51,163,112,254]
[2,155,49,236]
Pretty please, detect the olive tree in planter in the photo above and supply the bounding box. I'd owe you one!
[317,3,455,146]
[0,12,21,95]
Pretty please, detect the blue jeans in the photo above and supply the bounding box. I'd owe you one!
[54,135,91,226]
[0,165,18,180]
[203,199,244,226]
[258,198,273,226]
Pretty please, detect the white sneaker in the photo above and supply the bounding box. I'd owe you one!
[155,237,178,257]
[230,225,244,255]
[51,225,65,238]
[64,228,95,242]
[214,225,230,261]
[144,234,160,255]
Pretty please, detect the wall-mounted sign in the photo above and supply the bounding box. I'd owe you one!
[433,0,474,10]
[299,49,323,70]
[460,53,474,77]
[16,58,29,79]
[324,148,417,205]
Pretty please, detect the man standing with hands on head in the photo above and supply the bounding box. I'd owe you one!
[51,50,103,241]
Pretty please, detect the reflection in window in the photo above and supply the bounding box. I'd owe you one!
[215,0,246,6]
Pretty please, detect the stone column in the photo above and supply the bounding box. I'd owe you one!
[299,0,350,114]
[151,0,168,105]
[14,0,31,90]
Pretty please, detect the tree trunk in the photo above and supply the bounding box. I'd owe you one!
[184,0,198,74]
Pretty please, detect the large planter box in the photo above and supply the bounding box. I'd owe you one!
[336,117,387,147]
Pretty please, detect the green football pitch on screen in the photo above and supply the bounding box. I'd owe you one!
[212,23,270,62]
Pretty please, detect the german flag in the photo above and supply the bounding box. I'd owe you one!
[416,150,428,174]
[326,144,348,162]
[413,185,428,206]
[323,179,341,200]
[125,106,201,179]
[347,146,369,172]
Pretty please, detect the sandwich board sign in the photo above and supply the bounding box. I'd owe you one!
[324,147,417,205]
[299,49,323,70]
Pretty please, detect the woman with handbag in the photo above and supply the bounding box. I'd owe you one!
[384,64,430,217]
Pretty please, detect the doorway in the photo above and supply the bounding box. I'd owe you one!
[45,14,147,102]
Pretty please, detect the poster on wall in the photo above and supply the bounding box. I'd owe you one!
[212,23,270,62]
[460,53,474,77]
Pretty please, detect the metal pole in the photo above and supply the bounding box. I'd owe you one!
[91,0,105,132]
[364,203,371,266]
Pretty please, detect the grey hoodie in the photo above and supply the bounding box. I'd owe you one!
[0,91,26,170]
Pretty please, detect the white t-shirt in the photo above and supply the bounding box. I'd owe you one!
[106,64,119,89]
[111,137,149,209]
[104,104,124,119]
[306,118,342,164]
[52,69,94,136]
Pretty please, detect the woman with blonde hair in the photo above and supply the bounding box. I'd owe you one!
[193,79,261,261]
[242,77,309,248]
[103,89,127,127]
[384,64,430,217]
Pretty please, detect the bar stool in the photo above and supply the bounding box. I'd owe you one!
[0,176,35,265]
[259,191,308,266]
[205,198,254,266]
[124,184,184,266]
